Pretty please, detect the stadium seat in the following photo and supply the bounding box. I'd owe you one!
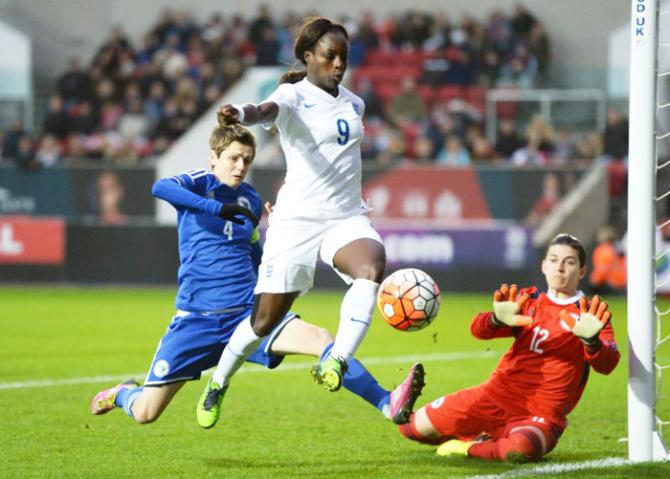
[464,86,487,114]
[375,84,401,104]
[364,49,396,66]
[416,85,435,105]
[435,86,464,103]
[497,101,518,119]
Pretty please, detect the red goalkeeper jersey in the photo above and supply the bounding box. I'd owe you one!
[470,287,620,424]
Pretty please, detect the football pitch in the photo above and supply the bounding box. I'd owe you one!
[1,286,670,478]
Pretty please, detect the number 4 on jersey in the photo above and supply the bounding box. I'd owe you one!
[223,221,233,240]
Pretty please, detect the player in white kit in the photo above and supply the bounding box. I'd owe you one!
[200,17,387,414]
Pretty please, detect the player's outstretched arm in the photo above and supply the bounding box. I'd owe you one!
[218,103,278,127]
[152,177,258,226]
[559,295,612,347]
[491,283,532,327]
[219,204,259,226]
[152,177,222,216]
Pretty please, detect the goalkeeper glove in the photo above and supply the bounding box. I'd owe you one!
[559,295,612,346]
[219,204,259,227]
[492,283,532,327]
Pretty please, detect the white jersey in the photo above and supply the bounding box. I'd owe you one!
[263,78,367,220]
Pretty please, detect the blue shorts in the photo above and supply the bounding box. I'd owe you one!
[144,308,297,386]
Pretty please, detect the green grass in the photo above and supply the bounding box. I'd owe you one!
[1,287,669,478]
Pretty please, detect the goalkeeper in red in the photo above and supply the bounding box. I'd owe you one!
[399,233,620,461]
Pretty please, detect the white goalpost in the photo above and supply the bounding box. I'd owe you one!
[627,0,670,462]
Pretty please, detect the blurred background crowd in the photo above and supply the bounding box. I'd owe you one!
[0,4,628,170]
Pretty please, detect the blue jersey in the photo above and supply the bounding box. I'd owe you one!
[152,169,263,312]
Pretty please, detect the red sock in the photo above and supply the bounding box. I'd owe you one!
[468,431,543,462]
[398,417,445,445]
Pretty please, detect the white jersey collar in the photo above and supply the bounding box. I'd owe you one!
[301,77,341,102]
[545,289,584,305]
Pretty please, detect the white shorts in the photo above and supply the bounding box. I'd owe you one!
[255,214,383,295]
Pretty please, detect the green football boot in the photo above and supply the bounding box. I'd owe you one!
[196,377,227,429]
[310,355,347,392]
[436,439,474,458]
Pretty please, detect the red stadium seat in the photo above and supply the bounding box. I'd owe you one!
[497,101,518,119]
[490,87,519,119]
[416,85,435,105]
[396,50,425,68]
[365,49,396,66]
[435,86,464,103]
[364,49,425,69]
[352,66,390,89]
[444,47,463,61]
[401,124,421,143]
[608,160,628,198]
[464,86,487,103]
[375,83,401,103]
[463,86,487,114]
[379,66,422,84]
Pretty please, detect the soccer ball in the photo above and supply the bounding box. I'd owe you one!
[377,268,441,331]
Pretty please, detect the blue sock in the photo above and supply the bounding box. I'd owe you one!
[115,387,143,418]
[322,342,390,413]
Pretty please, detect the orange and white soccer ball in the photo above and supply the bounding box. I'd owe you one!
[377,268,441,331]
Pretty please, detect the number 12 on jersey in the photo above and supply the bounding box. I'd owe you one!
[336,119,349,145]
[530,326,549,354]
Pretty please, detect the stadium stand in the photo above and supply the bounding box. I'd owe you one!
[0,4,616,170]
[0,3,634,253]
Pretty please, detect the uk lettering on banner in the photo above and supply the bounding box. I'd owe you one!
[0,217,65,264]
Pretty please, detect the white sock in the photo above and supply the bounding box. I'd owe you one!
[212,316,264,387]
[330,278,378,363]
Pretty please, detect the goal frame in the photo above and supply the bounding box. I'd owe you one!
[627,0,668,461]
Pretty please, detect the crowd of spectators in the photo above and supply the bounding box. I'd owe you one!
[0,4,627,173]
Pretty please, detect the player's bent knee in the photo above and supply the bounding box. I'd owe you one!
[400,407,444,445]
[133,409,160,425]
[134,413,158,425]
[503,433,544,462]
[131,402,162,425]
[133,412,160,424]
[251,312,278,336]
[413,407,439,437]
[350,262,385,283]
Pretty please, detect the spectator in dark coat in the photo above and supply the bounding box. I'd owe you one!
[255,26,280,65]
[43,95,71,139]
[495,119,523,159]
[71,101,97,135]
[603,107,629,160]
[2,119,25,158]
[58,57,90,104]
[248,4,273,45]
[510,3,537,38]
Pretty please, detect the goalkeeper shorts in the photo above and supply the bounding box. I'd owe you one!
[424,384,564,454]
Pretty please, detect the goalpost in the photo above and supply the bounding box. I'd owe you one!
[627,0,670,461]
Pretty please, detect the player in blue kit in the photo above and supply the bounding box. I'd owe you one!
[90,118,424,428]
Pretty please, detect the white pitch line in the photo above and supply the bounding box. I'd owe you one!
[0,350,497,391]
[470,457,631,478]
